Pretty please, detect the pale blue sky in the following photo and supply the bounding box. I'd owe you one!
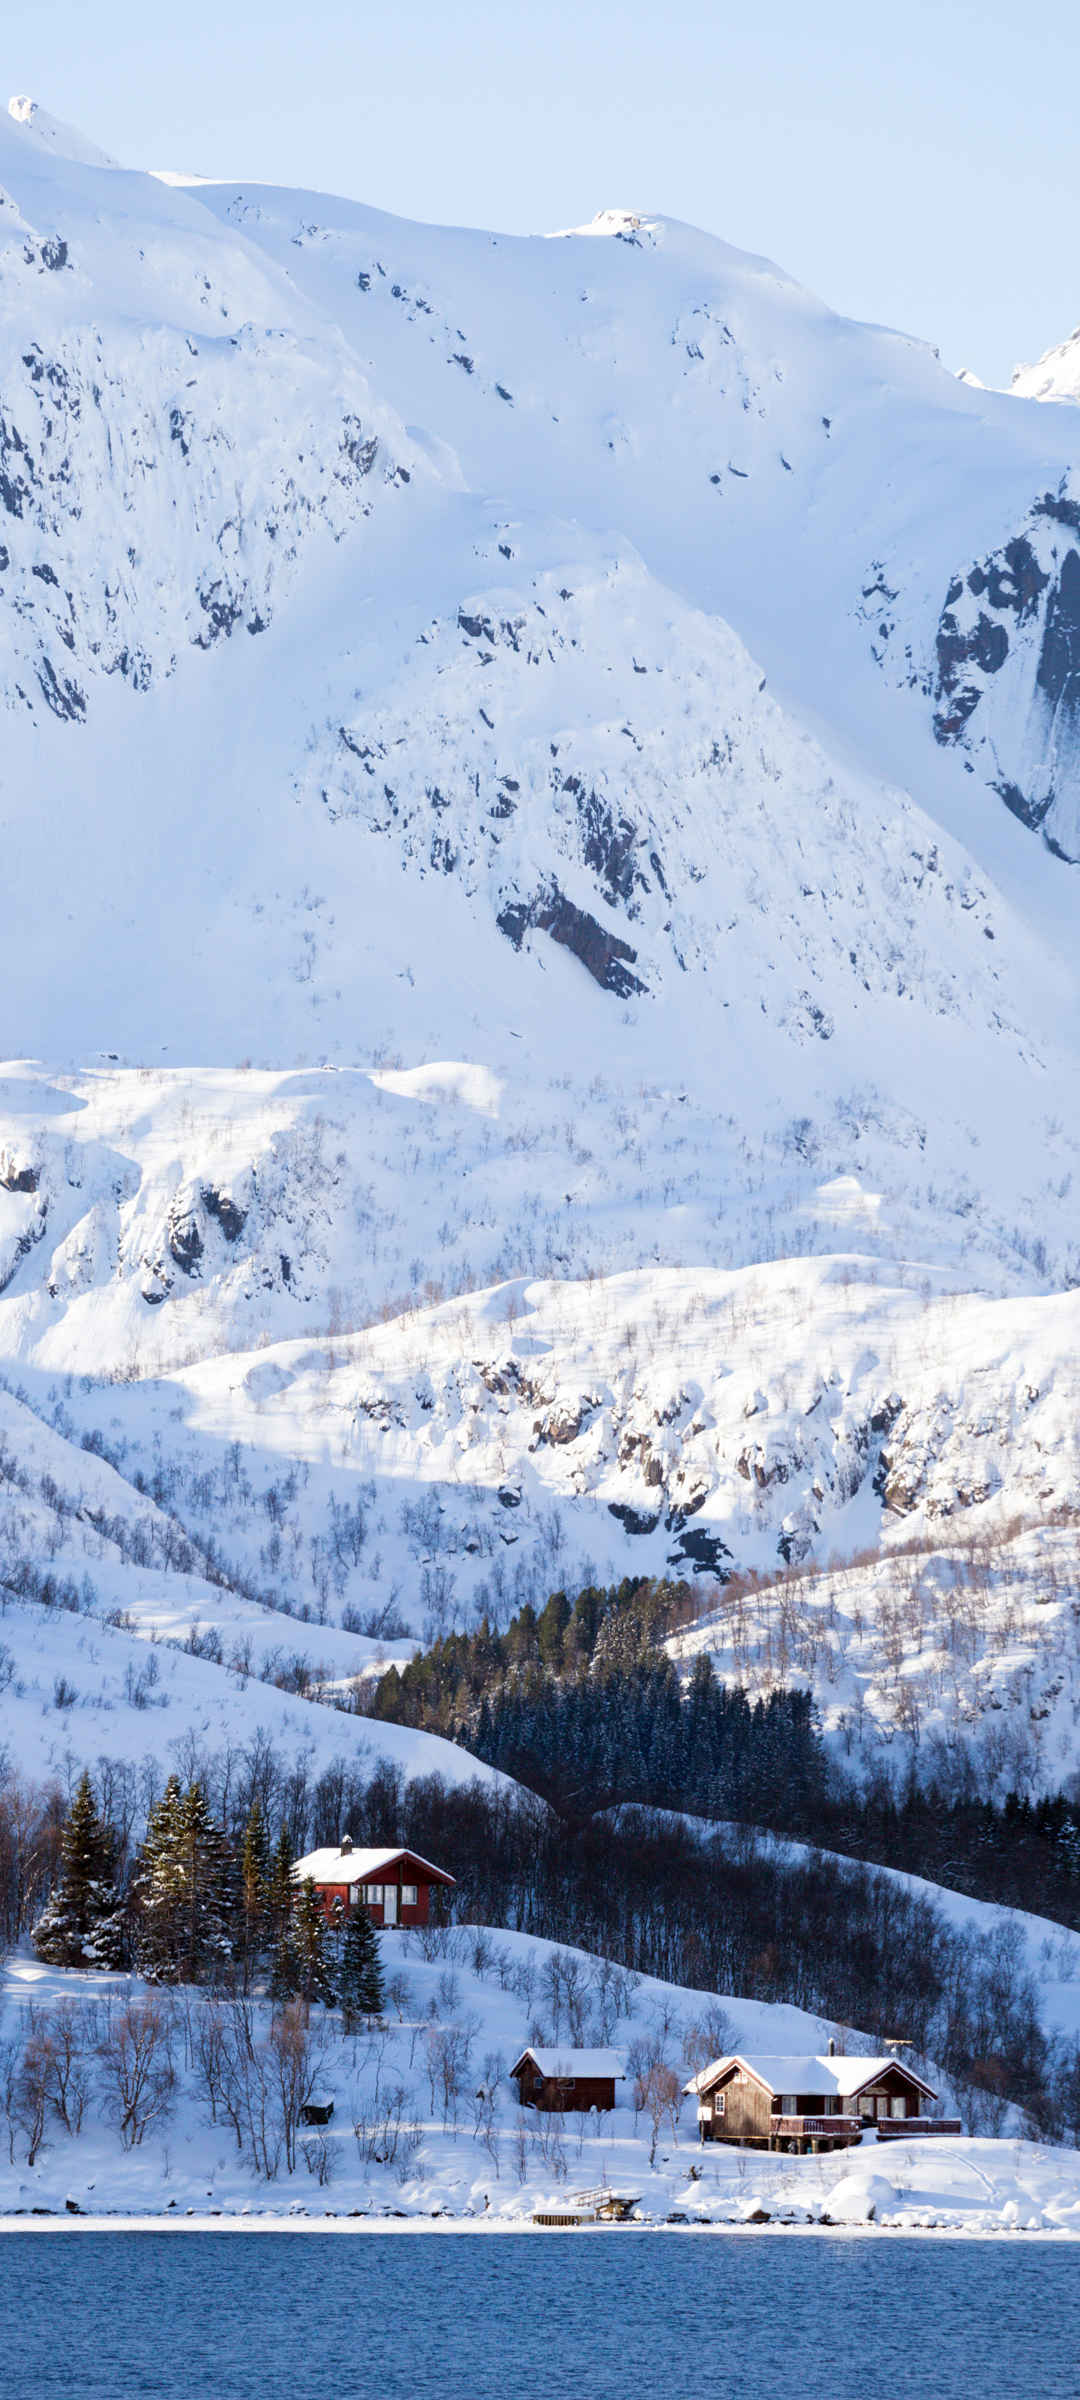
[8,0,1079,385]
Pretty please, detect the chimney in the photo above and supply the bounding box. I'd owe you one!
[340,1833,353,1856]
[827,2037,836,2057]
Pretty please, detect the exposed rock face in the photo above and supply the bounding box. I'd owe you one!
[924,494,1080,859]
[0,162,417,739]
[499,885,644,998]
[167,1204,204,1277]
[0,1159,38,1194]
[202,1187,246,1243]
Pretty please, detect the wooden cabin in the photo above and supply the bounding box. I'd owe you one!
[291,1837,455,1929]
[510,2047,626,2114]
[684,2050,942,2153]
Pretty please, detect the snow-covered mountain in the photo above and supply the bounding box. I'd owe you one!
[3,96,1080,1799]
[1012,329,1080,406]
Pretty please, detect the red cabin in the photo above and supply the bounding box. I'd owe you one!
[510,2047,627,2114]
[291,1836,455,1929]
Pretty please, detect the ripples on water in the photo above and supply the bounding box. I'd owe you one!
[1,2232,1076,2400]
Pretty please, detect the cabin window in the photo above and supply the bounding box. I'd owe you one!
[876,2097,889,2117]
[782,2095,798,2115]
[859,2095,875,2118]
[714,2093,725,2116]
[891,2097,906,2118]
[401,1884,418,1906]
[364,1884,383,1904]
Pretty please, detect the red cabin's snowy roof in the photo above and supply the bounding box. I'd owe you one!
[291,1842,455,1888]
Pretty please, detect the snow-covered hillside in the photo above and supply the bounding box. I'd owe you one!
[3,96,1080,1799]
[2,90,1080,1054]
[4,1932,1078,2229]
[3,1216,1079,1791]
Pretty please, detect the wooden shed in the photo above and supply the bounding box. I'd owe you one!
[291,1837,455,1929]
[510,2047,626,2114]
[684,2049,943,2153]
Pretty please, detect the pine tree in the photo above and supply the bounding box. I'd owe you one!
[340,1897,384,2026]
[293,1877,337,2008]
[239,1797,270,1982]
[32,1771,125,1968]
[130,1774,185,1982]
[132,1776,236,1985]
[267,1823,295,1947]
[176,1781,236,1983]
[270,1924,302,2003]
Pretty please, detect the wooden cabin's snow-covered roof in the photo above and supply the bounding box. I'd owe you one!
[511,2047,627,2081]
[684,2052,936,2100]
[292,1843,455,1888]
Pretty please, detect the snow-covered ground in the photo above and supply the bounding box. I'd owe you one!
[2,1933,1077,2233]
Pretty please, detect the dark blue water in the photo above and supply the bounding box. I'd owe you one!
[1,2231,1077,2400]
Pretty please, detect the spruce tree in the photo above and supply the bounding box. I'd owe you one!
[293,1877,337,2008]
[176,1781,236,1983]
[32,1772,125,1968]
[340,1897,384,2026]
[270,1923,302,2003]
[239,1796,270,1982]
[267,1824,295,1948]
[130,1774,184,1982]
[132,1776,236,1985]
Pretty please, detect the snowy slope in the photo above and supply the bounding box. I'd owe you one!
[0,97,1077,1056]
[5,1933,1079,2228]
[0,1372,501,1795]
[3,100,1080,1797]
[3,1236,1080,1791]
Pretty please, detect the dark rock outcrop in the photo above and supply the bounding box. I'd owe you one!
[202,1187,247,1242]
[498,882,646,997]
[667,1525,732,1576]
[608,1501,661,1536]
[928,500,1080,857]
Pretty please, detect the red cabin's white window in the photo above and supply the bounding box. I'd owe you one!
[401,1884,418,1906]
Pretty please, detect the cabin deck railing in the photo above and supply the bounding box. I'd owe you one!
[875,2116,963,2139]
[773,2114,863,2138]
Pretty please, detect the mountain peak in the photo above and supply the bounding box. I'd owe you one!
[551,206,656,239]
[7,93,118,169]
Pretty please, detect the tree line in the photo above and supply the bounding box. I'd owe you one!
[370,1574,1080,1925]
[371,1579,827,1820]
